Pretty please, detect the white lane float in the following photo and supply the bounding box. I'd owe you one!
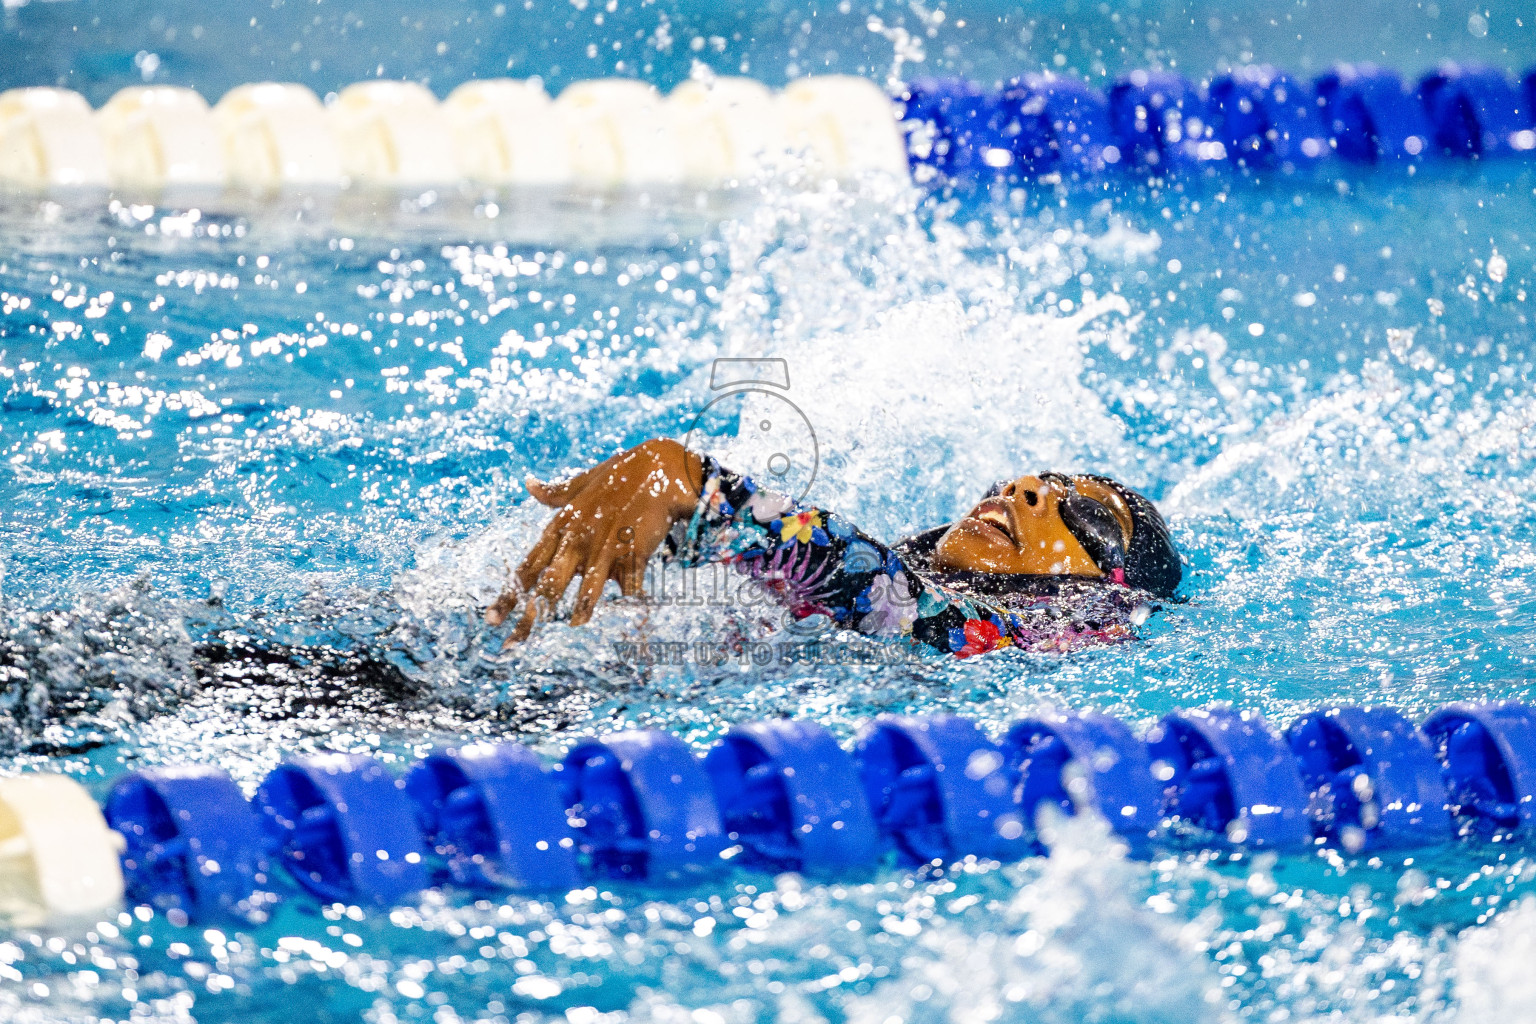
[328,80,460,188]
[444,78,572,187]
[97,86,227,191]
[666,77,787,186]
[555,79,684,187]
[0,87,110,189]
[0,774,125,926]
[779,74,909,179]
[0,74,910,198]
[213,82,343,191]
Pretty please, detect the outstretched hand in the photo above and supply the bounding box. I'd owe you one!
[486,439,703,646]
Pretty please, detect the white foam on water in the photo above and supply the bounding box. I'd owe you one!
[1163,323,1536,526]
[689,174,1150,538]
[843,812,1222,1024]
[1453,897,1536,1024]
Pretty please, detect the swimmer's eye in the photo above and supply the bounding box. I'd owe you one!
[1041,472,1130,572]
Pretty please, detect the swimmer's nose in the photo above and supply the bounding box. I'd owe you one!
[1001,475,1056,516]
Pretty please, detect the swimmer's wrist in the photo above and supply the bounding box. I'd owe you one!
[677,446,704,509]
[636,437,705,521]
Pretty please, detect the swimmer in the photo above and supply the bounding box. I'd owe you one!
[486,439,1181,657]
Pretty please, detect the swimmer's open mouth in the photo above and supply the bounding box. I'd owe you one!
[971,502,1016,545]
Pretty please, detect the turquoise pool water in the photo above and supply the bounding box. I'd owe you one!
[6,1,1536,1021]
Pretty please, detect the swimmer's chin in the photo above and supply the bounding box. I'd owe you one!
[932,519,1024,573]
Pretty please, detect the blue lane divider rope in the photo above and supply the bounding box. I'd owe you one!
[560,730,728,883]
[255,753,429,905]
[1285,706,1452,848]
[407,742,581,892]
[1002,709,1161,854]
[1423,702,1536,831]
[102,700,1536,917]
[703,718,880,874]
[105,765,273,915]
[856,714,1029,864]
[900,62,1536,187]
[1147,706,1313,849]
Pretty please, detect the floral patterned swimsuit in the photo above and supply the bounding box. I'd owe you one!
[664,455,1146,659]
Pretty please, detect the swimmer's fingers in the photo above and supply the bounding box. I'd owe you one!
[569,510,650,624]
[514,510,572,593]
[504,598,544,648]
[507,534,583,645]
[483,588,520,627]
[569,550,617,627]
[500,442,701,640]
[603,494,671,598]
[490,512,566,627]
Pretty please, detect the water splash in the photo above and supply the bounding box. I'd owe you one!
[846,812,1222,1024]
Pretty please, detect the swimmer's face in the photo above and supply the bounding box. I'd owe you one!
[932,474,1131,577]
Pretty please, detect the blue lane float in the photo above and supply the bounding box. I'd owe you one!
[93,699,1536,920]
[1000,709,1162,850]
[559,729,726,883]
[1422,701,1536,833]
[406,743,580,891]
[255,754,429,905]
[997,73,1114,178]
[855,714,1028,864]
[1285,705,1451,849]
[1417,64,1531,158]
[1105,70,1210,171]
[1146,706,1312,848]
[902,78,1014,184]
[1313,64,1434,163]
[1207,65,1332,171]
[106,765,272,914]
[704,718,880,874]
[899,60,1536,188]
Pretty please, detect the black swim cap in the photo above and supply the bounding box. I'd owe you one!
[1065,474,1182,598]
